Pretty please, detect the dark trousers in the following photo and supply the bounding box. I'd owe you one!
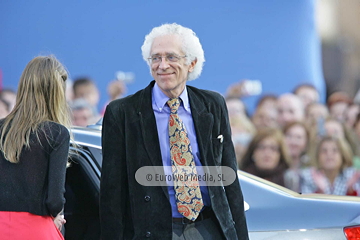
[172,217,225,240]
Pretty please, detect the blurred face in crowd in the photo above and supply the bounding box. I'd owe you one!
[284,124,307,159]
[226,98,246,117]
[108,80,127,101]
[325,120,344,139]
[74,84,100,107]
[150,35,196,98]
[318,140,342,172]
[71,107,94,127]
[295,86,319,108]
[329,102,348,123]
[252,136,280,170]
[306,103,329,126]
[345,104,360,128]
[277,94,304,128]
[252,107,278,130]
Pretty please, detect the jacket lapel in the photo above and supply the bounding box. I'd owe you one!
[188,87,214,166]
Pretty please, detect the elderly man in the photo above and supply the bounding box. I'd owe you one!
[100,23,249,240]
[277,93,305,128]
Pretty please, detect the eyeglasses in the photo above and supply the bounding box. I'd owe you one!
[256,144,280,152]
[148,54,186,64]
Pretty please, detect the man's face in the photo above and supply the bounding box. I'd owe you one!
[150,35,196,98]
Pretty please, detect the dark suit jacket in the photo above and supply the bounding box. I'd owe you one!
[100,81,249,240]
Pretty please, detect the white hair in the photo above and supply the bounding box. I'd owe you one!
[141,23,205,81]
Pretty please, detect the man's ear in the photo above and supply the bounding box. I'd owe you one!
[188,58,197,72]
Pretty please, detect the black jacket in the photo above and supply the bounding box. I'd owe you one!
[100,81,249,240]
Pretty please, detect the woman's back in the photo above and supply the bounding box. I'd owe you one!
[0,121,69,217]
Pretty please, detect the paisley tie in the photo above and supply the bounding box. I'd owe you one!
[167,98,204,221]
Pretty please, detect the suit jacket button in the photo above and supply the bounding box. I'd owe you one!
[144,196,151,202]
[146,231,151,237]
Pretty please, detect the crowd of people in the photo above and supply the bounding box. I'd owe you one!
[226,81,360,196]
[2,77,360,198]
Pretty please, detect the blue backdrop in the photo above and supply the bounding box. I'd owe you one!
[0,0,325,114]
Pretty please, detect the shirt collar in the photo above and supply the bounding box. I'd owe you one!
[153,82,191,113]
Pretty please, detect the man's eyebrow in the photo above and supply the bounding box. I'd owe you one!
[151,52,178,56]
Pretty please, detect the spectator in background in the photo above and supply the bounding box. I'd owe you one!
[0,98,10,119]
[277,93,304,129]
[101,79,127,115]
[252,94,278,130]
[300,136,360,196]
[323,118,360,169]
[226,97,247,117]
[240,128,290,187]
[283,122,311,192]
[304,102,329,130]
[107,79,127,101]
[252,106,278,130]
[70,99,98,127]
[293,83,319,109]
[73,77,100,115]
[229,113,256,167]
[324,118,347,139]
[0,89,16,111]
[283,122,310,169]
[345,103,360,128]
[255,94,277,110]
[226,97,255,165]
[327,91,352,123]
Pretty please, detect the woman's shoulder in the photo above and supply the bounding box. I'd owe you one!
[39,121,70,144]
[41,121,69,134]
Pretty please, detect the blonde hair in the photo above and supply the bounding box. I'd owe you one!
[229,114,257,136]
[0,55,72,163]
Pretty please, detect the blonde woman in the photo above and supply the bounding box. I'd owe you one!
[0,56,72,239]
[301,136,360,196]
